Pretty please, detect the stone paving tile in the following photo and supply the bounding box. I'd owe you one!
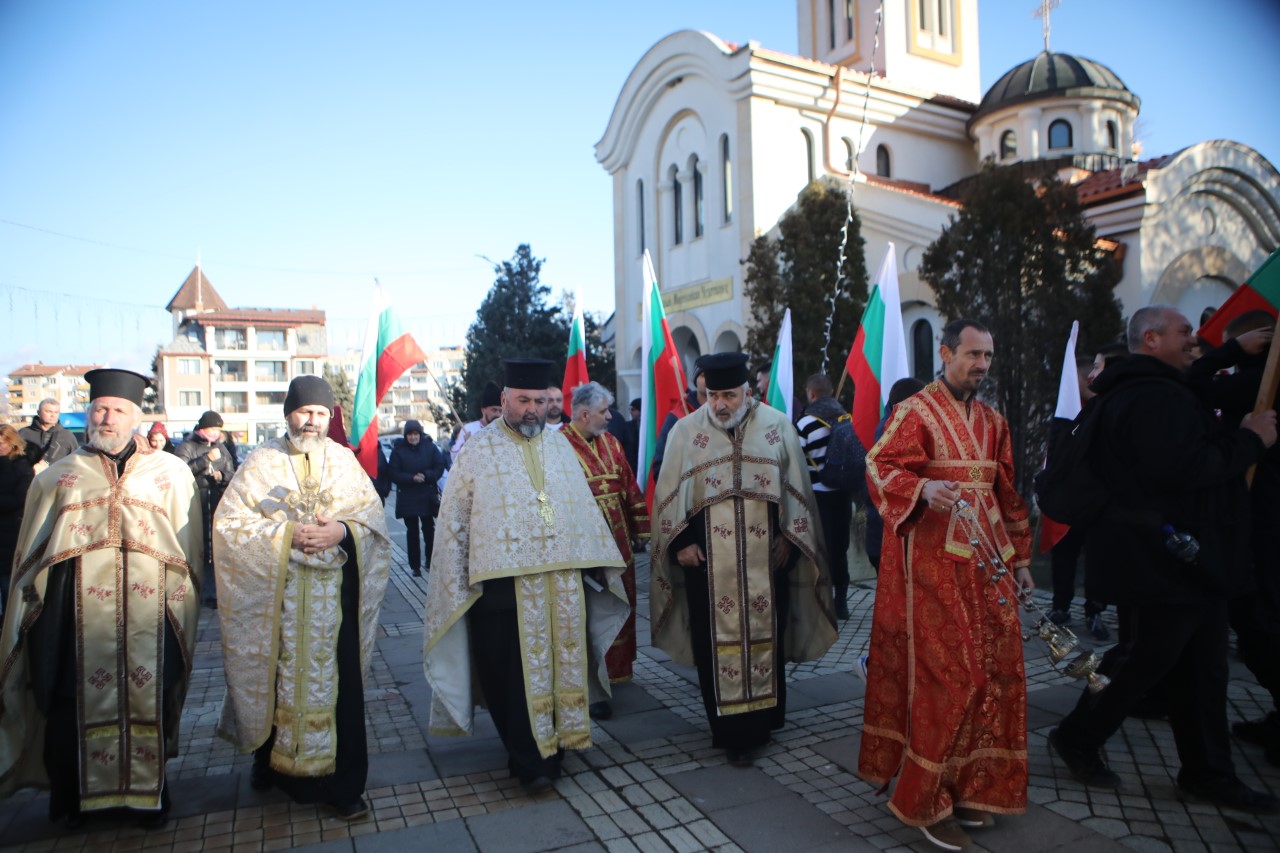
[3,538,1280,851]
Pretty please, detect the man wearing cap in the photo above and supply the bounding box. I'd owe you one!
[651,352,836,766]
[451,380,502,458]
[0,369,202,826]
[176,410,236,607]
[859,319,1032,850]
[424,358,629,793]
[561,381,649,719]
[212,375,391,820]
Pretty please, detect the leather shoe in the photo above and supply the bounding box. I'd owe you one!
[250,762,273,791]
[1049,728,1121,789]
[1177,774,1278,814]
[330,797,370,820]
[726,749,755,767]
[522,776,555,795]
[589,701,613,720]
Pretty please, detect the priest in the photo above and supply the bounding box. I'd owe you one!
[0,368,202,827]
[562,381,650,719]
[213,375,391,820]
[423,358,628,793]
[650,352,836,766]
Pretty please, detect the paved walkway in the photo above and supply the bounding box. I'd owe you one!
[2,507,1278,852]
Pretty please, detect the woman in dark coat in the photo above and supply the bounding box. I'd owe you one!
[389,420,444,576]
[0,424,35,610]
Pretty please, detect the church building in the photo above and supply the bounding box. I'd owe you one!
[596,1,1280,402]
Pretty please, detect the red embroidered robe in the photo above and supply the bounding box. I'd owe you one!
[563,425,650,681]
[859,381,1032,826]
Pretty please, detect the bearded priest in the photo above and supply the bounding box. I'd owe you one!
[213,375,391,820]
[0,368,202,828]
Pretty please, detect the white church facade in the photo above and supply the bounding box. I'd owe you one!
[596,1,1280,403]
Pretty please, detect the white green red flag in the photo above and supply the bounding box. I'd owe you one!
[562,297,589,412]
[845,243,909,449]
[1039,320,1080,553]
[766,308,794,420]
[350,280,427,478]
[638,250,690,498]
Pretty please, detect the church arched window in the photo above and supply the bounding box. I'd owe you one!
[876,144,891,178]
[692,155,704,239]
[912,319,934,382]
[1048,119,1073,150]
[636,179,645,255]
[720,134,733,224]
[801,128,816,184]
[1000,130,1017,160]
[670,164,683,245]
[1105,120,1118,151]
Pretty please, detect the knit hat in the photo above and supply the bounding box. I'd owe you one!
[284,375,335,415]
[196,410,224,430]
[480,381,501,409]
[148,421,169,438]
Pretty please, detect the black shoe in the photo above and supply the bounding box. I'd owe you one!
[1088,614,1110,641]
[835,599,850,620]
[250,762,273,791]
[63,813,84,830]
[589,701,613,720]
[1048,609,1071,626]
[412,568,422,577]
[330,797,370,820]
[1049,728,1121,789]
[1232,711,1280,747]
[522,776,555,794]
[1177,774,1279,814]
[726,749,755,767]
[138,809,169,830]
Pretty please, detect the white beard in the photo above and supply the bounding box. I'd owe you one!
[710,401,750,432]
[288,428,327,454]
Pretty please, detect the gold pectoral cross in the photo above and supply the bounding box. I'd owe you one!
[536,490,555,528]
[286,475,334,524]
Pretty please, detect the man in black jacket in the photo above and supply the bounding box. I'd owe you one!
[18,398,77,474]
[1049,305,1277,812]
[176,410,237,607]
[389,419,444,576]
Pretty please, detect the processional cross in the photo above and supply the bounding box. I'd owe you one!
[285,475,334,524]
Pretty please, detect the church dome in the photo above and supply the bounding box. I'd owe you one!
[971,51,1140,126]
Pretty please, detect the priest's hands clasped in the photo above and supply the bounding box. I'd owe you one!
[293,515,347,554]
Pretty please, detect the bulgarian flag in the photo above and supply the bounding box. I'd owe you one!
[350,280,427,478]
[638,250,690,500]
[845,243,910,448]
[1039,320,1081,553]
[562,297,589,413]
[766,308,794,420]
[1198,247,1280,346]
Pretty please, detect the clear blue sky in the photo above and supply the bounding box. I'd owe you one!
[1,0,1276,374]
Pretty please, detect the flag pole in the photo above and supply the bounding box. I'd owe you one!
[1247,313,1280,487]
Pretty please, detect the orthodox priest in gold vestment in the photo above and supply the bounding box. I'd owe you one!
[859,320,1032,851]
[651,353,836,766]
[0,369,202,826]
[562,381,649,720]
[423,359,628,793]
[213,376,391,820]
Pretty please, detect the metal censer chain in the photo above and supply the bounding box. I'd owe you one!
[953,499,1109,694]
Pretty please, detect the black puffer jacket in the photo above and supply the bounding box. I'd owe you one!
[389,422,445,519]
[1083,354,1265,606]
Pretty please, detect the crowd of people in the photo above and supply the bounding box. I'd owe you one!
[0,308,1276,850]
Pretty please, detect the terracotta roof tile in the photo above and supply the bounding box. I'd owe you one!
[166,266,229,313]
[195,308,326,329]
[1075,154,1174,205]
[8,363,106,377]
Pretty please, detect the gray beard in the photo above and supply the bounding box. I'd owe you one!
[88,432,132,454]
[517,422,544,439]
[288,430,327,454]
[710,402,750,432]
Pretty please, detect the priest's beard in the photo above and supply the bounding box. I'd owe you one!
[288,419,329,454]
[504,411,545,439]
[710,401,750,432]
[87,422,134,454]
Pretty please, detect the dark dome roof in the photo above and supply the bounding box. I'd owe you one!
[971,51,1140,126]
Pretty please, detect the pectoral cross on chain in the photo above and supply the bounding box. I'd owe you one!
[286,475,333,524]
[536,490,555,528]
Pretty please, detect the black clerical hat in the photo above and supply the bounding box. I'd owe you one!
[480,381,502,408]
[284,375,335,415]
[85,368,150,406]
[503,359,554,390]
[697,353,749,391]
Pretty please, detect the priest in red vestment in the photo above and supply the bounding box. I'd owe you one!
[859,319,1033,852]
[563,381,649,719]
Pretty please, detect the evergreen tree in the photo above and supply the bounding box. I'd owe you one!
[583,310,617,399]
[742,179,868,392]
[322,361,355,416]
[461,244,568,415]
[920,161,1124,497]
